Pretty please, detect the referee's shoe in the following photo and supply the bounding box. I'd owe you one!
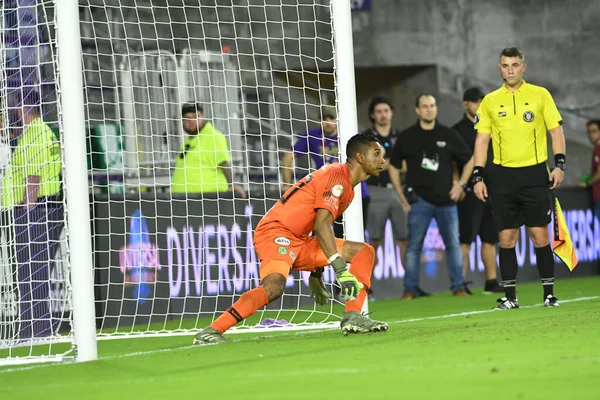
[493,297,519,310]
[543,294,560,307]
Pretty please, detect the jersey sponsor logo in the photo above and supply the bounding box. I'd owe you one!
[274,237,291,246]
[474,113,480,126]
[523,111,535,122]
[498,111,506,117]
[332,184,344,197]
[436,141,446,148]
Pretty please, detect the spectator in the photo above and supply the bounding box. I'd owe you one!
[390,94,473,299]
[452,88,503,295]
[171,103,246,197]
[2,90,63,338]
[364,96,408,268]
[584,120,600,222]
[281,111,370,238]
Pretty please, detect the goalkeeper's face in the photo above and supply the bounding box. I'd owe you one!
[182,112,205,134]
[363,142,385,177]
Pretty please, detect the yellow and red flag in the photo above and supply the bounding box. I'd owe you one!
[552,196,578,271]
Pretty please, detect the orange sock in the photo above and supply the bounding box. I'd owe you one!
[211,286,269,334]
[345,244,375,312]
[345,289,367,312]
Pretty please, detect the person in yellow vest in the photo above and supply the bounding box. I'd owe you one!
[472,47,566,310]
[2,90,63,338]
[171,103,246,198]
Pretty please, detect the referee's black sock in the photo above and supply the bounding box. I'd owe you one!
[499,247,518,300]
[535,244,555,298]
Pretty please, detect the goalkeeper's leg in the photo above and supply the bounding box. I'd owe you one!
[193,262,289,344]
[310,240,387,333]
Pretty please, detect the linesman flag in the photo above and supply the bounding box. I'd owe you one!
[552,195,578,271]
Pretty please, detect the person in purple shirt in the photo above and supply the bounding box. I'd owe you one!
[280,112,370,237]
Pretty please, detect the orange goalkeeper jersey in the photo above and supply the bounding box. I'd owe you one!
[258,163,355,239]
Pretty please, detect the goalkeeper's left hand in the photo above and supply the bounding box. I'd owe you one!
[309,275,332,305]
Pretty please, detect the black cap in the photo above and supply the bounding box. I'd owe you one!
[463,87,485,102]
[181,103,203,116]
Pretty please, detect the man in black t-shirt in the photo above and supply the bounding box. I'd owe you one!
[390,94,473,299]
[452,87,503,295]
[363,96,408,269]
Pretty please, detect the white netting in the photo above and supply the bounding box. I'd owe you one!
[82,0,345,339]
[0,1,353,364]
[0,0,74,364]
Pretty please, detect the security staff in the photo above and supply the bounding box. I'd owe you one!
[2,90,63,338]
[364,96,408,268]
[452,87,503,295]
[472,47,566,310]
[390,94,473,299]
[171,103,246,197]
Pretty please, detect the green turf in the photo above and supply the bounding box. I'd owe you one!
[2,276,599,399]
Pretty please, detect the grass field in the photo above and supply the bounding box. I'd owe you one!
[2,276,599,399]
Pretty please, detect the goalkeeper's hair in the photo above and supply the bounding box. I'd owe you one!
[346,131,378,160]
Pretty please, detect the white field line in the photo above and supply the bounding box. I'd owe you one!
[389,295,600,325]
[1,295,598,375]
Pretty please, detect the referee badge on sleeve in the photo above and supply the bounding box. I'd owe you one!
[523,111,535,122]
[474,113,480,126]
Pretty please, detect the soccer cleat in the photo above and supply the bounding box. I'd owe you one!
[341,312,388,335]
[493,297,520,310]
[543,295,560,307]
[193,327,227,345]
[483,280,504,295]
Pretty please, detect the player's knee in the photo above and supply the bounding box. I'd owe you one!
[261,273,287,301]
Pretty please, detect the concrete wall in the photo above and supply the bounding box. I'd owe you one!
[351,0,600,184]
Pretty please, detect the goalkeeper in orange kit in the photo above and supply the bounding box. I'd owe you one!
[193,132,389,344]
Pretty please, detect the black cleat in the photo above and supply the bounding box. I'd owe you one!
[493,297,520,310]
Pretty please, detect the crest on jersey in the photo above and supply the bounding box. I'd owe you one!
[332,184,344,197]
[523,111,535,122]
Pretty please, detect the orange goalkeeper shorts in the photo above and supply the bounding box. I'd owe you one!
[253,221,344,281]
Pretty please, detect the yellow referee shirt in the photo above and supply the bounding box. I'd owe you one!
[475,80,562,168]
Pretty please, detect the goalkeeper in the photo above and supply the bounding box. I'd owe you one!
[194,132,389,344]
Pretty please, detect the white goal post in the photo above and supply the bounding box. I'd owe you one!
[0,0,362,365]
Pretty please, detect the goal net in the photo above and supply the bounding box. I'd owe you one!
[1,0,361,364]
[0,0,74,364]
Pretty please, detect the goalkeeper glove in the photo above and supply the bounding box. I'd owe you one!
[308,275,332,305]
[330,255,362,302]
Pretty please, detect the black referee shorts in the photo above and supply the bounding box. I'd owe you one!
[457,191,498,244]
[488,162,552,231]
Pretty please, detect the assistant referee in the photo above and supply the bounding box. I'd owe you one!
[472,47,566,310]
